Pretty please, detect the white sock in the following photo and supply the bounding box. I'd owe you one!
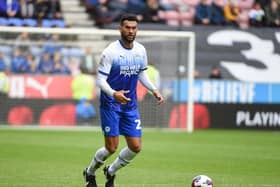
[87,147,111,176]
[108,147,137,176]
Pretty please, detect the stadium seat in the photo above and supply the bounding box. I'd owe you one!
[23,19,37,27]
[180,8,195,26]
[42,19,53,27]
[60,47,70,58]
[53,19,65,28]
[39,103,76,126]
[30,46,43,57]
[61,47,84,58]
[0,17,8,26]
[215,0,227,6]
[235,0,254,29]
[238,10,250,28]
[0,45,13,56]
[69,47,84,58]
[159,0,177,11]
[237,0,254,10]
[182,0,200,7]
[8,18,23,26]
[42,19,65,28]
[159,10,180,26]
[7,106,34,125]
[164,0,176,4]
[0,18,37,27]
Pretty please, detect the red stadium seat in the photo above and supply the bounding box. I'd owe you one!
[237,0,254,10]
[159,10,180,26]
[214,0,227,6]
[182,0,200,7]
[8,106,34,125]
[237,0,254,29]
[238,10,250,28]
[180,7,195,26]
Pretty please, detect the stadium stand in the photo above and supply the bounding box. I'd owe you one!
[0,0,66,27]
[0,0,279,79]
[0,0,279,29]
[79,0,280,29]
[61,0,94,27]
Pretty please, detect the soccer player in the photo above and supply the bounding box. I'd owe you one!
[83,14,164,187]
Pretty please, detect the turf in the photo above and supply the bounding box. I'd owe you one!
[0,127,280,187]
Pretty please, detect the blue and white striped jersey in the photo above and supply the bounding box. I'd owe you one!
[98,40,148,112]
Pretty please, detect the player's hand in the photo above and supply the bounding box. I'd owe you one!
[153,90,164,105]
[113,90,131,104]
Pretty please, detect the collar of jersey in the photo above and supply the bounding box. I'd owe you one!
[118,39,133,50]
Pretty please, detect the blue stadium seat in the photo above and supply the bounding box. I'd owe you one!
[42,19,65,28]
[0,18,37,27]
[30,46,43,57]
[42,19,53,27]
[0,45,13,56]
[0,17,8,26]
[60,47,69,57]
[23,19,37,27]
[53,19,65,27]
[8,18,24,26]
[69,47,84,57]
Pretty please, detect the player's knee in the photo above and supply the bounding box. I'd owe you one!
[106,145,118,154]
[129,144,142,153]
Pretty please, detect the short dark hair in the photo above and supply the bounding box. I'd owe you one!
[120,14,138,25]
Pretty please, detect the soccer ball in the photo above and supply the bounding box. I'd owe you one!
[191,175,213,187]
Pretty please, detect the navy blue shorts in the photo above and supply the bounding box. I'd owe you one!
[100,108,142,137]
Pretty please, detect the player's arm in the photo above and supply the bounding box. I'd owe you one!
[139,70,164,105]
[96,73,115,97]
[97,51,115,97]
[97,73,131,104]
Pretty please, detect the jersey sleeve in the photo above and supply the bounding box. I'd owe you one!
[97,47,115,96]
[140,47,148,71]
[139,70,157,91]
[98,49,112,76]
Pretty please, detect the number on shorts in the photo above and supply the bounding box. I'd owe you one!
[135,119,142,130]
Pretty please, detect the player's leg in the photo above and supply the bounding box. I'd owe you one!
[104,109,142,187]
[104,137,140,187]
[84,109,120,187]
[107,136,141,175]
[86,145,113,176]
[84,137,119,187]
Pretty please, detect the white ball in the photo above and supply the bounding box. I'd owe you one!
[191,175,213,187]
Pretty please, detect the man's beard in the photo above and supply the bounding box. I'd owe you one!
[121,33,135,43]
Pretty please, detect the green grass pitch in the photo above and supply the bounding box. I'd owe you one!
[0,127,280,187]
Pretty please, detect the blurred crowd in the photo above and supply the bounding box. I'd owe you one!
[82,0,280,28]
[0,32,97,76]
[0,0,64,27]
[0,0,279,78]
[0,0,279,28]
